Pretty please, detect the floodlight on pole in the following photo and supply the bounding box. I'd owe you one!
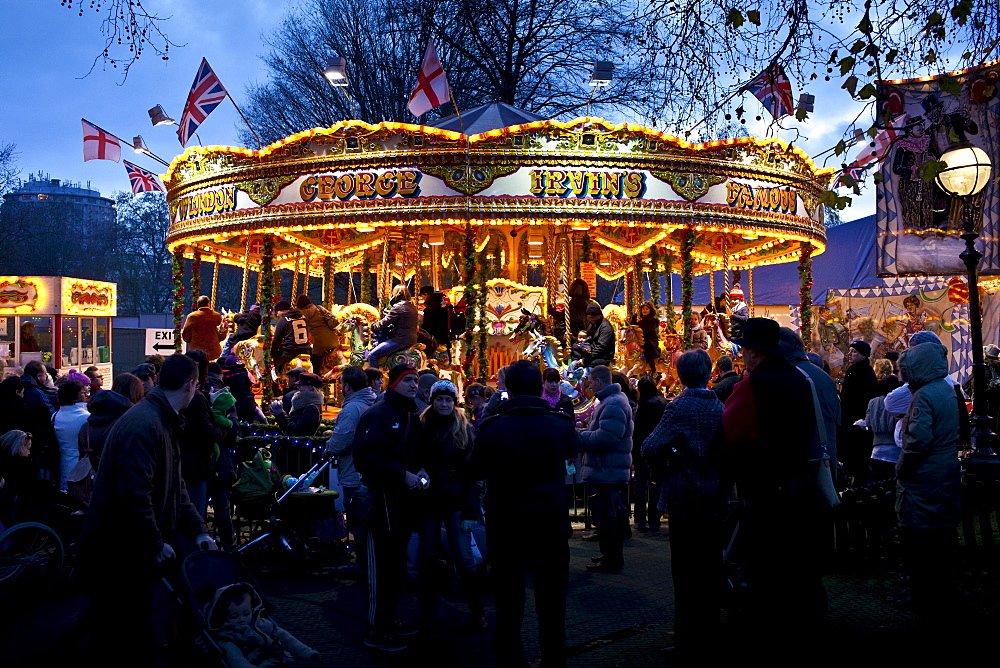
[588,62,615,87]
[133,136,151,155]
[148,105,175,126]
[324,56,350,86]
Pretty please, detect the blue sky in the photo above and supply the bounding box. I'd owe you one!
[0,0,874,220]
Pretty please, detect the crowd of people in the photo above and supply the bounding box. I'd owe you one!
[0,282,973,666]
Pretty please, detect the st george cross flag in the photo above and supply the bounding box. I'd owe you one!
[82,119,122,162]
[835,116,908,188]
[745,64,795,119]
[408,41,451,118]
[123,160,164,193]
[177,58,228,146]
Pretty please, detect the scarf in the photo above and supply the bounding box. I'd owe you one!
[542,387,561,409]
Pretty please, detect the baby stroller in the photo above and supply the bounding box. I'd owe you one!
[169,550,284,666]
[232,447,349,573]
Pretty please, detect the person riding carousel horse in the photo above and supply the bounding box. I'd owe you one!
[367,285,419,368]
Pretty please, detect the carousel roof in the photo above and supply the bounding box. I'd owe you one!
[162,116,833,284]
[427,102,548,134]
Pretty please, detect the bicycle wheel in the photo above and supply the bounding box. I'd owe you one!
[0,522,65,595]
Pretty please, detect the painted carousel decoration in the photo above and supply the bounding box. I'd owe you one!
[163,107,833,386]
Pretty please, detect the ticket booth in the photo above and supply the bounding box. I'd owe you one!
[0,277,116,378]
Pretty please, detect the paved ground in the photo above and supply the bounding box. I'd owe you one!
[3,522,999,667]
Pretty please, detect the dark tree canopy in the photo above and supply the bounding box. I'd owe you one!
[240,0,652,145]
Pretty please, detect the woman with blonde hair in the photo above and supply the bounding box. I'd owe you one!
[416,379,486,630]
[367,285,419,367]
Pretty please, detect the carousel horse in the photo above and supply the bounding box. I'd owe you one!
[618,324,647,377]
[509,309,564,370]
[337,302,428,371]
[559,379,598,428]
[705,313,738,361]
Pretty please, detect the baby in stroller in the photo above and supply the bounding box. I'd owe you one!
[207,582,321,667]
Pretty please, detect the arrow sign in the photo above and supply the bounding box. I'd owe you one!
[145,329,176,355]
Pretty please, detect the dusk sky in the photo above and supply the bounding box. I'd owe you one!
[2,0,874,220]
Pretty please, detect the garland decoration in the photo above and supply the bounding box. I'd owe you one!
[360,252,373,305]
[260,236,276,404]
[799,242,814,342]
[649,245,661,309]
[476,251,489,382]
[680,229,696,349]
[581,233,592,263]
[190,248,202,308]
[171,247,186,351]
[461,225,478,377]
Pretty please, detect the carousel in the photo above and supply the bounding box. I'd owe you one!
[163,105,833,399]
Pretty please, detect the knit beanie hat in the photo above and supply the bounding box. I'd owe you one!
[387,364,417,389]
[429,379,458,401]
[274,300,291,312]
[908,330,941,347]
[730,283,745,300]
[849,340,872,358]
[249,304,261,313]
[586,303,603,316]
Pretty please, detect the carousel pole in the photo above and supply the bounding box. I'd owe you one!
[291,251,301,300]
[240,239,251,311]
[709,269,716,311]
[722,237,730,298]
[191,248,202,309]
[260,236,276,404]
[323,256,333,309]
[748,267,755,317]
[379,236,391,308]
[545,230,558,316]
[211,253,220,308]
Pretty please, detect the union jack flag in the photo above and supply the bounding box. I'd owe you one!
[177,58,228,146]
[745,64,794,119]
[124,160,164,193]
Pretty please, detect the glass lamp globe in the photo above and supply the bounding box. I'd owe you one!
[935,145,992,198]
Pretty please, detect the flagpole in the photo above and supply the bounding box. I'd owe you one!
[227,94,262,149]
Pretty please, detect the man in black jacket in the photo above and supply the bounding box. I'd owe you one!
[352,364,428,652]
[840,340,878,487]
[221,303,262,357]
[467,360,579,666]
[79,353,216,661]
[584,302,616,367]
[271,300,312,376]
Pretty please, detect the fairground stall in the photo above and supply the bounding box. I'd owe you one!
[162,106,833,389]
[0,277,116,378]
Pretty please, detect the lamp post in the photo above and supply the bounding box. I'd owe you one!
[934,143,994,470]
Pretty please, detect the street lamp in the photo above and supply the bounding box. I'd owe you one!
[323,56,349,86]
[935,143,994,468]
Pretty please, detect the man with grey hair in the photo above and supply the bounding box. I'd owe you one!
[578,364,633,573]
[642,348,724,657]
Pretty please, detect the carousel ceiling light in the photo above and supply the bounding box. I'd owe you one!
[527,232,544,246]
[324,56,350,86]
[427,230,445,246]
[356,224,376,233]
